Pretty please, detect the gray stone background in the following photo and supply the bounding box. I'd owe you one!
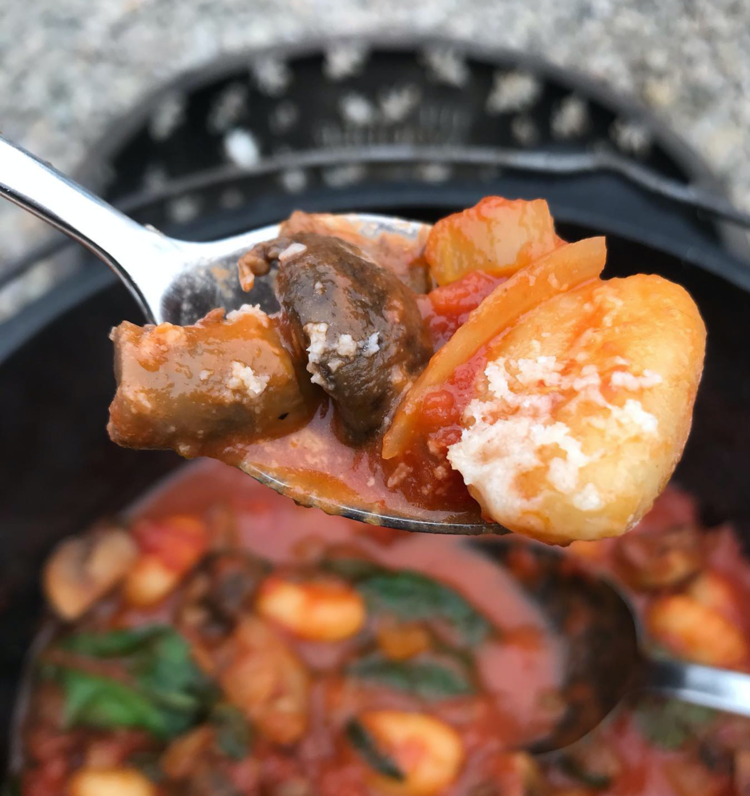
[1,0,749,287]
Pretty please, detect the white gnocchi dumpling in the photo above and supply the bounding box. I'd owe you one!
[448,274,705,543]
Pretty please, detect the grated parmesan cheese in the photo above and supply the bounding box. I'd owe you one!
[610,369,663,390]
[362,332,380,357]
[227,360,270,398]
[303,322,331,388]
[226,304,269,326]
[616,398,659,433]
[304,322,330,364]
[336,334,358,357]
[447,354,661,521]
[572,483,603,511]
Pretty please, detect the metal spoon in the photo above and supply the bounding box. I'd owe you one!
[0,135,495,534]
[475,538,750,753]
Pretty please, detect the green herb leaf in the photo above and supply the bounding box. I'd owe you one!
[211,704,254,760]
[346,719,405,781]
[634,698,717,750]
[357,571,491,646]
[58,669,173,738]
[348,656,475,700]
[132,629,217,711]
[53,626,215,740]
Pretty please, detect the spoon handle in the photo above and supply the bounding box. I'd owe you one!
[646,655,750,717]
[0,135,182,322]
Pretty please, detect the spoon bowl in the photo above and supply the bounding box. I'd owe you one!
[472,538,750,753]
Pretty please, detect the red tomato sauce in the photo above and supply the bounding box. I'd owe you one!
[18,460,750,796]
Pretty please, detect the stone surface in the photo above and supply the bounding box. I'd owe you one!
[2,0,749,307]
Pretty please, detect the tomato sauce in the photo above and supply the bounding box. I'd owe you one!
[18,461,750,796]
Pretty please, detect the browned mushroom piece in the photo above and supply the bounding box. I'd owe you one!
[250,232,432,443]
[108,305,315,456]
[279,210,432,292]
[43,526,137,620]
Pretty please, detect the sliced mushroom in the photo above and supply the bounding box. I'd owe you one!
[43,527,137,620]
[249,232,432,443]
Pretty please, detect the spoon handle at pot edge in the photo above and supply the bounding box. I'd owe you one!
[646,655,750,717]
[0,135,187,322]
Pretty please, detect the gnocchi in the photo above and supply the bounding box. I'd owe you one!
[647,594,748,667]
[67,768,156,796]
[256,575,366,641]
[447,275,705,543]
[359,710,464,796]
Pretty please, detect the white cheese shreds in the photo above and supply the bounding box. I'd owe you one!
[226,304,268,325]
[362,332,380,357]
[386,462,413,489]
[302,323,382,389]
[199,369,213,381]
[616,398,659,433]
[610,369,663,390]
[304,322,330,364]
[227,360,270,397]
[336,334,358,357]
[447,355,662,520]
[314,281,324,295]
[572,483,603,511]
[278,242,308,262]
[304,322,331,388]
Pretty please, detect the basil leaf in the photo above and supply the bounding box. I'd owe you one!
[634,698,717,750]
[346,719,405,781]
[52,626,215,740]
[357,571,491,646]
[211,704,254,760]
[349,656,475,700]
[133,629,216,711]
[58,668,172,738]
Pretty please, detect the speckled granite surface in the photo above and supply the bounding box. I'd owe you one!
[1,0,749,294]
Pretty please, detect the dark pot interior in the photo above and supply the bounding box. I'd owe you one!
[1,200,750,774]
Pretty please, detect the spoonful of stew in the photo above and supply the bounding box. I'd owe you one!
[0,136,706,542]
